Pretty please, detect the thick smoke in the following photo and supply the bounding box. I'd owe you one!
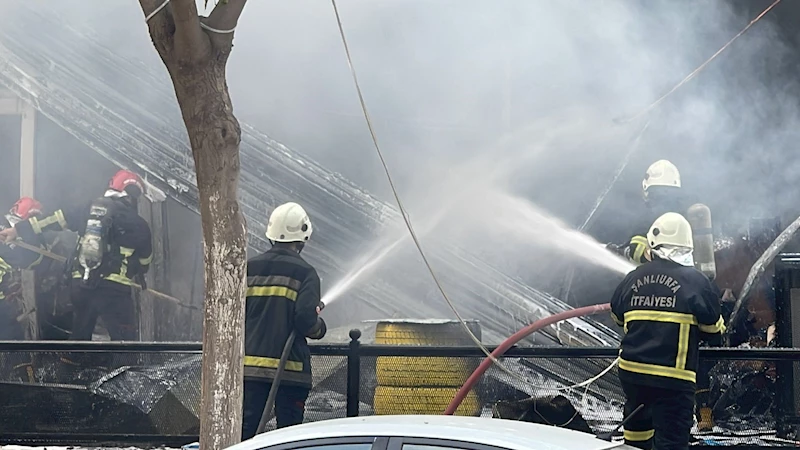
[1,0,798,327]
[215,0,800,229]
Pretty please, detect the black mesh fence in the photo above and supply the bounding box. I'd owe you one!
[0,342,797,448]
[0,346,202,445]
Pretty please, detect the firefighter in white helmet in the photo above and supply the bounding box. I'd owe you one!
[610,212,725,449]
[241,202,326,438]
[608,160,684,266]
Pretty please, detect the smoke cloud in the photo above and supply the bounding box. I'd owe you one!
[2,0,798,326]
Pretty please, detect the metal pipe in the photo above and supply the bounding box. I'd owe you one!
[728,213,800,329]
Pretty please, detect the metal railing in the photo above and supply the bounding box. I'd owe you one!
[0,336,796,447]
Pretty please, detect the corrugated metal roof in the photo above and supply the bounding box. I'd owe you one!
[0,4,620,352]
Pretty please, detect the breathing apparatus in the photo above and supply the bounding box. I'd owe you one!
[75,170,144,287]
[686,203,716,280]
[77,201,114,286]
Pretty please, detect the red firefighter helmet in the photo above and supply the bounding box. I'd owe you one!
[6,197,43,226]
[11,197,43,220]
[108,169,144,196]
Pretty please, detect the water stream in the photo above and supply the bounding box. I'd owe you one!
[321,186,633,306]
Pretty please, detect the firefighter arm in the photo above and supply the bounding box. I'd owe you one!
[15,205,83,245]
[295,270,326,340]
[609,279,626,328]
[691,284,726,335]
[627,235,649,265]
[131,224,153,276]
[0,240,41,270]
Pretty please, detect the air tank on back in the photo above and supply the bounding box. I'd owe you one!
[686,203,716,280]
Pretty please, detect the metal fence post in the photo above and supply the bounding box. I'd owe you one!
[346,328,362,417]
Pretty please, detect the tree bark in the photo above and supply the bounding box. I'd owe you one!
[137,1,249,449]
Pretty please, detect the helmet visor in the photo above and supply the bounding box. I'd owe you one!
[5,213,21,227]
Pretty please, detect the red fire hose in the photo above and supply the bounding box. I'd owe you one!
[444,303,612,415]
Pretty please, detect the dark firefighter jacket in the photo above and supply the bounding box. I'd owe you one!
[610,258,726,392]
[15,197,152,291]
[622,191,690,266]
[244,247,327,389]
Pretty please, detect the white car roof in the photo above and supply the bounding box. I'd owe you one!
[228,415,628,450]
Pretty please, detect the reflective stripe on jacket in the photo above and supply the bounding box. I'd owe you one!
[610,258,725,391]
[16,197,152,290]
[244,247,327,388]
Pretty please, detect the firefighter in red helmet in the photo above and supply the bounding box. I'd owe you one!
[0,197,45,339]
[0,170,152,340]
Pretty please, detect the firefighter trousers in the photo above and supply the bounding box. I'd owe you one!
[242,379,310,440]
[621,381,695,450]
[70,282,138,341]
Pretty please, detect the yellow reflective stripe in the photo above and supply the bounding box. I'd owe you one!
[246,286,298,301]
[29,217,42,234]
[630,235,648,263]
[624,310,698,325]
[676,323,690,370]
[119,247,135,257]
[610,312,623,326]
[243,355,303,372]
[619,358,696,382]
[33,212,67,234]
[74,271,135,286]
[624,429,654,442]
[55,210,68,229]
[105,274,134,286]
[139,254,153,265]
[699,316,726,334]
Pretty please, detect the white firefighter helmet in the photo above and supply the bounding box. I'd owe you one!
[647,212,695,266]
[642,159,681,197]
[266,202,313,243]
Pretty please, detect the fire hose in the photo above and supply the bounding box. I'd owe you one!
[2,238,196,310]
[256,300,326,434]
[444,303,612,416]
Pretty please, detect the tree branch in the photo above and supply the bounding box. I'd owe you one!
[138,0,176,62]
[171,0,212,64]
[205,0,248,32]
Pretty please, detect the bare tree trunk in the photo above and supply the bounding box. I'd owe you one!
[137,1,249,448]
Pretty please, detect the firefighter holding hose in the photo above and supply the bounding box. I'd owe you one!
[242,202,326,438]
[608,159,684,265]
[0,170,152,341]
[610,212,725,450]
